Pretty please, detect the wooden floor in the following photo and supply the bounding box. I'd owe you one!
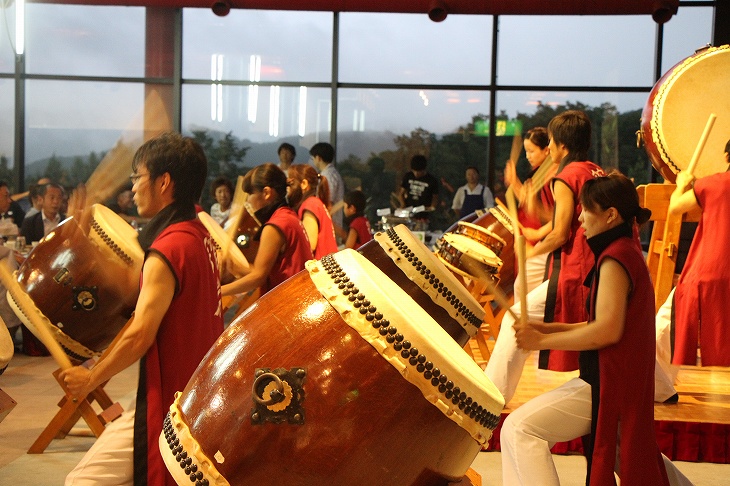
[466,337,730,424]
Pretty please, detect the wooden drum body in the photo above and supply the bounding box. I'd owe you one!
[436,233,502,285]
[641,44,730,183]
[231,199,261,264]
[6,204,143,360]
[0,323,12,375]
[198,211,249,284]
[161,250,503,486]
[471,206,516,295]
[358,224,485,347]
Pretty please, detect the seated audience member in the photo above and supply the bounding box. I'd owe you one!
[287,164,338,259]
[503,172,692,486]
[20,183,65,244]
[0,182,23,238]
[222,163,313,297]
[209,176,234,226]
[343,190,372,250]
[23,183,44,219]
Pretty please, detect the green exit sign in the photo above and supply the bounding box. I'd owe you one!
[474,119,523,137]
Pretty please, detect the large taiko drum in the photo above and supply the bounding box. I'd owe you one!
[6,204,143,361]
[471,206,516,295]
[0,322,12,375]
[160,250,503,486]
[358,224,485,347]
[455,221,507,257]
[641,44,730,183]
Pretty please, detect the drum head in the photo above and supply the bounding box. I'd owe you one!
[90,204,144,265]
[198,211,249,276]
[644,45,730,181]
[457,221,507,246]
[441,233,501,267]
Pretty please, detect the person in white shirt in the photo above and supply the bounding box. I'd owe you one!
[451,166,494,218]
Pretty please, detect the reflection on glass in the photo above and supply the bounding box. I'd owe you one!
[182,9,332,82]
[496,90,653,184]
[25,80,146,176]
[336,88,491,231]
[498,15,655,87]
[0,79,15,181]
[661,7,713,74]
[0,3,17,72]
[182,84,332,166]
[25,4,145,77]
[339,13,492,84]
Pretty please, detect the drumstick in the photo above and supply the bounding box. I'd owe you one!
[505,189,528,324]
[0,265,73,371]
[685,113,717,176]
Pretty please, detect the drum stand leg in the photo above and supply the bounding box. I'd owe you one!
[27,361,123,454]
[448,468,482,486]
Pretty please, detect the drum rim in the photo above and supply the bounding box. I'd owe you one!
[648,44,730,178]
[160,398,229,486]
[308,250,503,441]
[5,278,97,361]
[439,233,501,266]
[374,225,485,333]
[456,221,508,246]
[89,204,145,266]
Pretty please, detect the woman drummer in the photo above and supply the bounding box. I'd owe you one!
[503,172,691,486]
[287,164,339,259]
[221,164,312,297]
[503,126,556,300]
[486,110,605,405]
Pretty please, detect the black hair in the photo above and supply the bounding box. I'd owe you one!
[548,110,591,170]
[525,127,549,150]
[210,176,234,198]
[278,142,296,158]
[309,142,335,164]
[580,171,651,225]
[410,155,428,171]
[132,132,208,207]
[242,163,287,202]
[344,189,367,214]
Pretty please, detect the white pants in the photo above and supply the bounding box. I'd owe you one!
[486,280,549,405]
[501,377,693,486]
[656,288,680,386]
[65,399,135,486]
[485,280,678,405]
[512,252,548,305]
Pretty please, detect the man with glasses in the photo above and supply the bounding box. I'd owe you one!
[61,132,224,486]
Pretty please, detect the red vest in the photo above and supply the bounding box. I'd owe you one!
[265,206,313,292]
[298,196,338,259]
[137,219,224,486]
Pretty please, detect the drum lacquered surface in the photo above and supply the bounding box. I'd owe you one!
[11,206,142,359]
[167,251,502,486]
[472,207,516,296]
[641,44,730,183]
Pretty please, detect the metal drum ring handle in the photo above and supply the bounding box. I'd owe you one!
[252,372,285,406]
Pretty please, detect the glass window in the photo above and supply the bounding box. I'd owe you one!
[0,79,15,185]
[182,9,333,82]
[336,88,490,231]
[181,83,332,166]
[339,13,492,85]
[496,90,654,184]
[25,80,146,185]
[661,6,714,73]
[0,3,16,73]
[25,5,145,77]
[497,15,656,87]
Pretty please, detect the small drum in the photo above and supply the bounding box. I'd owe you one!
[160,250,503,486]
[472,206,516,295]
[358,224,485,347]
[0,321,12,375]
[436,233,503,285]
[198,211,249,284]
[641,44,730,183]
[6,204,143,361]
[456,221,507,257]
